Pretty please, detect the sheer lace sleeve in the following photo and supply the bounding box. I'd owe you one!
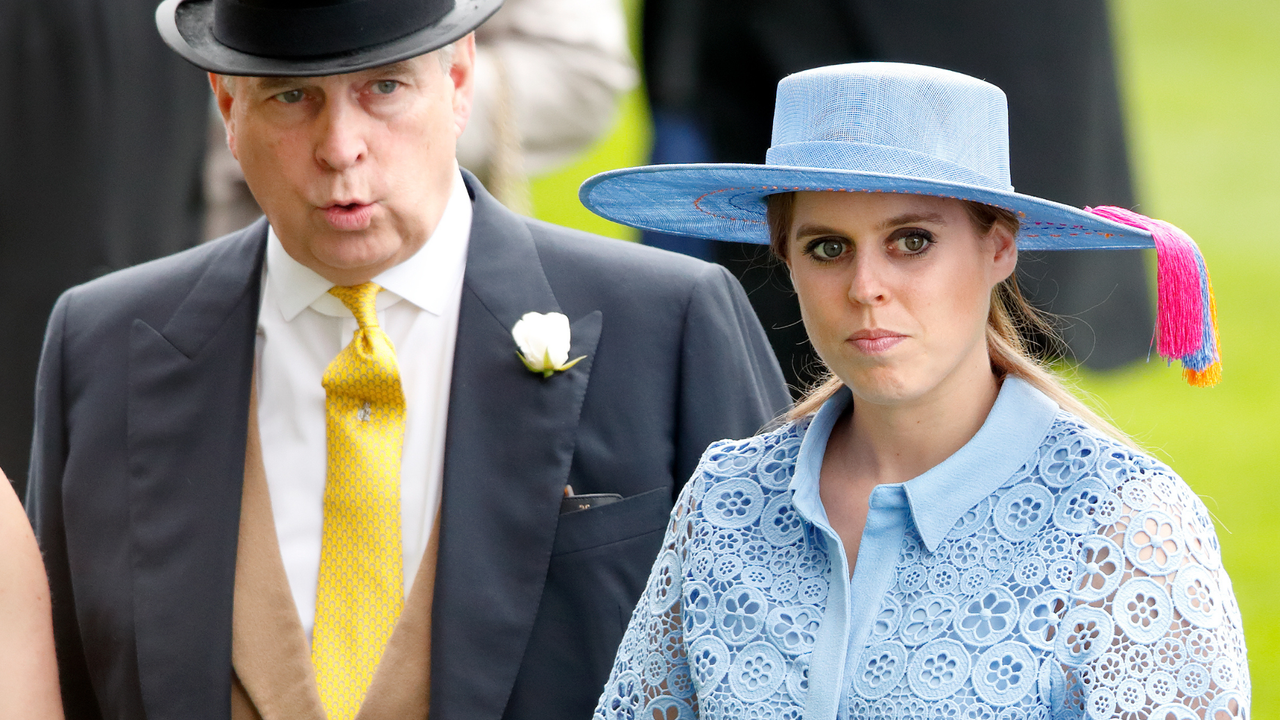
[594,464,703,720]
[1056,462,1250,720]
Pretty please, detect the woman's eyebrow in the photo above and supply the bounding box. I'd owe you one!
[793,213,949,239]
[793,223,847,238]
[878,212,948,230]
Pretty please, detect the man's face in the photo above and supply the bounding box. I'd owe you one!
[211,37,475,286]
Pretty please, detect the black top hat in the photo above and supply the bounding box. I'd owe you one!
[156,0,503,76]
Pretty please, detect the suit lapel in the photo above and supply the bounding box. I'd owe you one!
[128,221,265,719]
[431,175,601,720]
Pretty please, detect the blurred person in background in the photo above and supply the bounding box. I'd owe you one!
[0,0,210,497]
[642,0,1152,393]
[204,0,636,238]
[0,469,63,719]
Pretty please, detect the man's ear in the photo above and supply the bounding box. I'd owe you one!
[208,73,239,160]
[448,34,477,138]
[990,223,1018,284]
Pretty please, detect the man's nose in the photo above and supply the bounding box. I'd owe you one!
[314,98,369,171]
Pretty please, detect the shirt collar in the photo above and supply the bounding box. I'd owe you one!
[789,376,1060,553]
[265,168,473,321]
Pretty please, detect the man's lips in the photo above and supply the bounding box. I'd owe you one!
[322,202,375,231]
[849,329,907,354]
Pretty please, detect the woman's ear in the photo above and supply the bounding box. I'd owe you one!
[989,224,1018,284]
[781,240,797,288]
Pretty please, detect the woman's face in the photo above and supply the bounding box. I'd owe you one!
[786,191,1017,409]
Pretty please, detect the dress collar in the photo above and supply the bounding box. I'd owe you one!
[789,376,1060,553]
[264,168,473,321]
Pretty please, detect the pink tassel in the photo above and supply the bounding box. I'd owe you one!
[1084,206,1220,387]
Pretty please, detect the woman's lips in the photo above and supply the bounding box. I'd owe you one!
[323,202,375,230]
[850,330,907,354]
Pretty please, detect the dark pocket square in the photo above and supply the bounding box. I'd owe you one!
[559,493,623,514]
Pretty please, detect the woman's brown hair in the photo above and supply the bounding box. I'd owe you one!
[765,191,1136,448]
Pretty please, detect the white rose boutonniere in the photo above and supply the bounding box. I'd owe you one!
[512,312,587,378]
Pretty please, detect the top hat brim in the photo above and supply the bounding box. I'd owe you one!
[580,164,1157,252]
[156,0,503,76]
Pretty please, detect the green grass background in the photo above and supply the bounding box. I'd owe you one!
[528,0,1279,710]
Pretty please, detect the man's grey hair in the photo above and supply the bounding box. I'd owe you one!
[435,41,457,70]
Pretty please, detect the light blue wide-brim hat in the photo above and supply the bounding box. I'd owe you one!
[581,62,1149,251]
[580,61,1223,386]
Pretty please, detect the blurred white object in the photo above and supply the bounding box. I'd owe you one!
[458,0,637,179]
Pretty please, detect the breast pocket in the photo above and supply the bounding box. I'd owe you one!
[523,486,674,717]
[551,485,672,556]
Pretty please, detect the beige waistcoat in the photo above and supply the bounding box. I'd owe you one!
[231,396,437,720]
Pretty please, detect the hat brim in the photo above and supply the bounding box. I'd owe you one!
[156,0,502,76]
[580,164,1155,252]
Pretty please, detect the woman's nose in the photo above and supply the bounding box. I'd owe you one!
[848,252,889,305]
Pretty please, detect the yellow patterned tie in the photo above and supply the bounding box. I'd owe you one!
[312,282,405,720]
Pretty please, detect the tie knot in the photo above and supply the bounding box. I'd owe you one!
[329,282,382,330]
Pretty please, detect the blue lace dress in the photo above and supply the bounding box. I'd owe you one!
[594,377,1249,720]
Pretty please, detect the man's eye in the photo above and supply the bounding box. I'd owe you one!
[810,238,848,260]
[372,80,400,95]
[273,89,305,104]
[894,231,933,254]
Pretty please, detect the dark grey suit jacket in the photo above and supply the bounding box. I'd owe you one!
[27,175,790,720]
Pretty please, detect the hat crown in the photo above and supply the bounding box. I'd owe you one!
[157,0,501,77]
[768,63,1013,191]
[211,0,454,60]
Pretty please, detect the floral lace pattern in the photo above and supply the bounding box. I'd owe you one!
[594,412,1249,720]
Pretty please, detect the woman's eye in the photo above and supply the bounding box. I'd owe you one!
[273,89,305,104]
[894,231,933,254]
[810,238,848,261]
[372,80,400,95]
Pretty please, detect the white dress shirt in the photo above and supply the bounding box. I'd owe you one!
[255,170,472,635]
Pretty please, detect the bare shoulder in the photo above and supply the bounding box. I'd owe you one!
[0,476,64,719]
[0,476,41,574]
